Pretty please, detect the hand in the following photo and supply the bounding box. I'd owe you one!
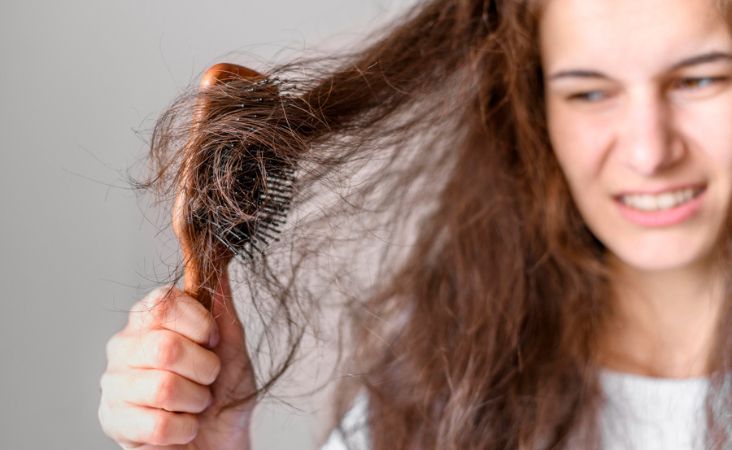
[99,274,256,449]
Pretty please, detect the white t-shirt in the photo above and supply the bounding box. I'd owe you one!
[320,369,709,450]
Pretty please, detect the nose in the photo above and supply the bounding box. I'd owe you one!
[617,91,685,175]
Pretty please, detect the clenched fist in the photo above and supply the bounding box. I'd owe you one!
[99,275,256,450]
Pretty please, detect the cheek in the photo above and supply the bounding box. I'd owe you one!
[685,100,732,168]
[547,104,614,189]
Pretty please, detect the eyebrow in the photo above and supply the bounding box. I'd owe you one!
[547,51,732,82]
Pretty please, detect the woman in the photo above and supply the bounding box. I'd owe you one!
[98,0,732,448]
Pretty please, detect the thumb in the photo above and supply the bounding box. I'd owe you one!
[210,268,246,355]
[208,268,257,405]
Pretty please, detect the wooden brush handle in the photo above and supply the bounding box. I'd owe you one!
[199,63,264,89]
[173,63,266,310]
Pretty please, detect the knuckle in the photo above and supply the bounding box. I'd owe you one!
[146,411,197,446]
[132,286,180,327]
[149,331,181,368]
[105,334,122,361]
[98,404,121,443]
[97,402,122,443]
[99,372,113,394]
[153,372,179,408]
[97,401,109,432]
[147,411,174,445]
[147,285,179,305]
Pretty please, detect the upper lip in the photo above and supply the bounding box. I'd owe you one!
[614,183,707,198]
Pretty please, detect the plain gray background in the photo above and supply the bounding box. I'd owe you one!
[0,1,415,449]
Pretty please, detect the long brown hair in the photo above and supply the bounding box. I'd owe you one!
[141,0,732,448]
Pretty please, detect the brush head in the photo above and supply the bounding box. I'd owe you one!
[173,63,296,310]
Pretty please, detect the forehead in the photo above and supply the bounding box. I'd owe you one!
[539,0,730,73]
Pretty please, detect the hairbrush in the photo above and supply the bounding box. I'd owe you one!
[173,63,296,311]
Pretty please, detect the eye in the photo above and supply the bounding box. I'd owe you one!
[672,76,729,91]
[566,90,607,103]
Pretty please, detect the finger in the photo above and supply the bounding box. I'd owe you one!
[127,287,219,348]
[99,401,198,447]
[117,329,221,385]
[100,368,212,414]
[210,270,246,358]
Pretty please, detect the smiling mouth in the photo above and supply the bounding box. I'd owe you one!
[617,186,706,212]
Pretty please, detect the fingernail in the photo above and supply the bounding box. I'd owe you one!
[209,325,220,348]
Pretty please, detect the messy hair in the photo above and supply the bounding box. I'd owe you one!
[141,0,732,448]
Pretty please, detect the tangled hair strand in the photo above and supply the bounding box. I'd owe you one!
[139,0,732,448]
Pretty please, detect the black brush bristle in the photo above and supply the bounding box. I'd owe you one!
[218,163,296,261]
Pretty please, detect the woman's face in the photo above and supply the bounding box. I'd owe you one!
[541,0,732,272]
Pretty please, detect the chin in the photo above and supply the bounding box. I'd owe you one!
[605,239,716,274]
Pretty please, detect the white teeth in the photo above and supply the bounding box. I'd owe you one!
[620,188,699,211]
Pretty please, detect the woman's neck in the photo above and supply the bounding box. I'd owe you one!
[597,258,725,379]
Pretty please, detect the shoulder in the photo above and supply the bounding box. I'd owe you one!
[320,390,371,450]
